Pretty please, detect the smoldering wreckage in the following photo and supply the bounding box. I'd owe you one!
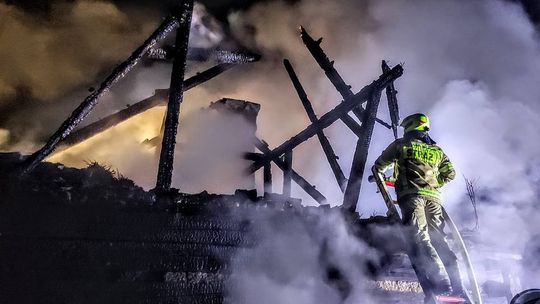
[0,1,539,304]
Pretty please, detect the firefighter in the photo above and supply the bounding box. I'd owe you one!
[372,113,468,299]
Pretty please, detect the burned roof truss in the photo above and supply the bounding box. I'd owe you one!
[248,26,402,211]
[18,2,404,212]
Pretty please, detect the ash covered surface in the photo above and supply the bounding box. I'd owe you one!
[1,153,152,207]
[0,153,414,304]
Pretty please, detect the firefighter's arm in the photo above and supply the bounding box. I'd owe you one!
[438,152,456,186]
[373,140,399,174]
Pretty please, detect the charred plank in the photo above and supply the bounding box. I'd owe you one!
[300,27,391,130]
[156,1,194,192]
[20,15,180,174]
[263,163,272,195]
[248,65,403,174]
[56,63,235,151]
[282,151,292,197]
[342,89,384,213]
[254,138,327,204]
[382,60,400,139]
[283,59,347,191]
[148,47,261,64]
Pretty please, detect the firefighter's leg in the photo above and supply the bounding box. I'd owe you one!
[399,196,450,292]
[425,200,469,297]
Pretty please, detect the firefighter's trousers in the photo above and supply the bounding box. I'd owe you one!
[398,195,464,292]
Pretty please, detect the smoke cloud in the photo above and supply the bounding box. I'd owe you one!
[0,1,226,147]
[226,0,540,210]
[226,209,381,304]
[2,0,540,297]
[221,0,540,297]
[0,1,155,102]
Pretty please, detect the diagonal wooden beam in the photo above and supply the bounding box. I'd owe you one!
[248,65,403,174]
[283,59,347,192]
[55,63,235,151]
[300,27,392,130]
[254,138,327,204]
[20,14,180,174]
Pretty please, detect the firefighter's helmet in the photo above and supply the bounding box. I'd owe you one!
[400,113,430,133]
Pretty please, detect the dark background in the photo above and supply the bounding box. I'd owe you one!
[7,0,538,23]
[4,0,276,21]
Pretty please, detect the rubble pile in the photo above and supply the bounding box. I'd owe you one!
[0,153,245,304]
[0,153,425,304]
[1,153,151,206]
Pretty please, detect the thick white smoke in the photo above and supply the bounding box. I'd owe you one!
[0,1,156,102]
[3,0,540,297]
[221,0,540,298]
[0,1,227,148]
[225,0,540,238]
[226,210,381,304]
[226,0,540,208]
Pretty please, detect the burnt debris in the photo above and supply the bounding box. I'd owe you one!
[209,98,261,124]
[17,3,403,214]
[248,62,402,211]
[343,89,384,213]
[300,27,392,130]
[147,47,260,64]
[245,26,402,213]
[0,151,408,304]
[19,2,260,178]
[56,64,236,152]
[156,1,195,193]
[283,59,348,192]
[382,60,400,139]
[20,14,180,174]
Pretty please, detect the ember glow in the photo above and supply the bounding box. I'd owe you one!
[47,107,165,188]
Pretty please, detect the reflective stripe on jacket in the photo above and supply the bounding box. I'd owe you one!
[373,137,455,201]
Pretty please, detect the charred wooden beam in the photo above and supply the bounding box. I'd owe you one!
[300,27,352,99]
[254,138,327,204]
[248,65,403,174]
[382,60,400,139]
[56,63,235,150]
[209,98,261,124]
[342,89,383,213]
[263,163,272,195]
[300,27,392,130]
[282,151,293,197]
[148,47,261,64]
[283,59,347,192]
[20,15,180,174]
[244,152,263,162]
[155,1,194,192]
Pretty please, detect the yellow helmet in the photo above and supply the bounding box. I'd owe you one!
[400,113,430,133]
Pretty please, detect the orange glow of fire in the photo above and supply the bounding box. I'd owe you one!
[47,106,166,171]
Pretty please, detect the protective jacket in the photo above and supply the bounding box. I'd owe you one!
[373,131,455,201]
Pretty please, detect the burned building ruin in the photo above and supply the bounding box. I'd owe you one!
[0,1,526,303]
